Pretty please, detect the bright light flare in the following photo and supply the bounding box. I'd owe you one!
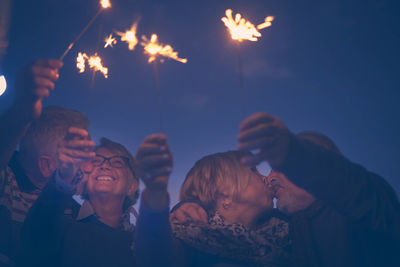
[76,52,108,78]
[100,0,111,9]
[0,75,7,96]
[221,9,274,42]
[140,34,187,64]
[104,34,117,48]
[115,22,139,50]
[257,16,274,30]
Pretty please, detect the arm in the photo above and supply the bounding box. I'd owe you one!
[134,134,174,267]
[279,137,400,236]
[0,59,62,169]
[238,112,400,237]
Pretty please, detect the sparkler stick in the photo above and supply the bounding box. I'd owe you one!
[59,0,111,61]
[140,34,187,131]
[221,9,274,116]
[152,60,164,131]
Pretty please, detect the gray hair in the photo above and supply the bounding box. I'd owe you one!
[19,106,90,167]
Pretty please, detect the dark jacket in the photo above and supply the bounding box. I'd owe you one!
[278,136,400,267]
[18,177,136,267]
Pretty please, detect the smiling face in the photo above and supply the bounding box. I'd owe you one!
[86,147,138,199]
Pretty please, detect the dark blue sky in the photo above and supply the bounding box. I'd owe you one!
[1,0,399,205]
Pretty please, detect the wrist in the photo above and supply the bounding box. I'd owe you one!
[142,188,169,211]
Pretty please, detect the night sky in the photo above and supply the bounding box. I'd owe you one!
[1,0,399,206]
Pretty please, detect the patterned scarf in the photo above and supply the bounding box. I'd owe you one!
[172,211,291,266]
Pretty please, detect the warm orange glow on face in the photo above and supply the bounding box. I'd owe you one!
[221,9,274,42]
[76,52,108,78]
[115,22,139,51]
[140,34,187,64]
[100,0,111,9]
[104,34,117,48]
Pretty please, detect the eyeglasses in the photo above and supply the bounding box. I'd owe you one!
[91,155,130,168]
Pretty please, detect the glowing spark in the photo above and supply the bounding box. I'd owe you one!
[76,52,108,78]
[115,22,139,51]
[100,0,111,9]
[104,34,117,48]
[0,75,7,96]
[140,34,187,64]
[77,52,86,73]
[257,16,274,30]
[221,9,274,42]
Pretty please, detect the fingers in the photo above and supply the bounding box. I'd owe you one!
[58,147,95,162]
[142,133,168,145]
[136,142,169,158]
[238,136,276,152]
[239,112,275,131]
[171,203,208,224]
[34,59,63,69]
[31,65,59,81]
[237,123,277,143]
[66,127,91,141]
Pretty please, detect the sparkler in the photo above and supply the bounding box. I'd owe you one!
[76,52,108,78]
[104,34,117,48]
[140,34,187,131]
[115,21,139,51]
[140,34,187,63]
[59,0,111,61]
[221,9,274,115]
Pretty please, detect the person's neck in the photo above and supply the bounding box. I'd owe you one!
[18,155,47,190]
[89,194,124,228]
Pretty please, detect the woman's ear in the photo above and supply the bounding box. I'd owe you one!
[216,192,233,212]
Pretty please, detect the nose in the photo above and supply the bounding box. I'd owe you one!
[99,159,112,170]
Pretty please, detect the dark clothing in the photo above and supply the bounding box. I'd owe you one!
[134,197,173,267]
[18,177,136,267]
[0,152,40,266]
[277,136,400,267]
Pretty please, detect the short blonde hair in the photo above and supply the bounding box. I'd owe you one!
[180,151,253,212]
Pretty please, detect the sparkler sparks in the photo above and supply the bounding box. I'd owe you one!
[104,34,117,48]
[140,34,187,63]
[115,22,139,51]
[221,9,274,42]
[100,0,111,9]
[76,52,108,78]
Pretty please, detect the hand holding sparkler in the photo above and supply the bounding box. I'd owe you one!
[59,0,112,61]
[14,59,63,119]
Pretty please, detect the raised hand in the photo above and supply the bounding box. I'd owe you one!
[57,127,95,185]
[14,59,63,118]
[237,112,292,168]
[135,134,173,209]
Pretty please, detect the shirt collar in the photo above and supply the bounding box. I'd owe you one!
[76,200,136,232]
[9,151,38,192]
